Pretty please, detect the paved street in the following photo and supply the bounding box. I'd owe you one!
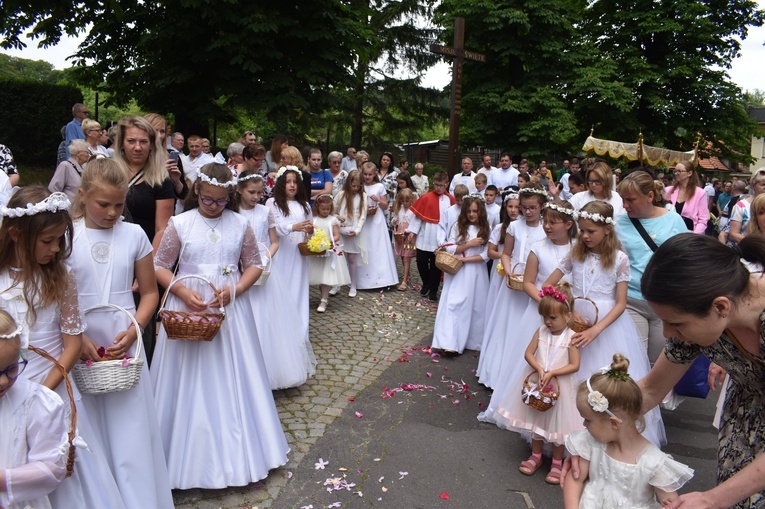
[173,274,719,509]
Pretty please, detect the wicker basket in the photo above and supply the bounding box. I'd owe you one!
[506,262,525,291]
[521,372,560,412]
[298,242,327,257]
[253,242,272,286]
[27,345,77,477]
[569,296,599,333]
[367,205,378,216]
[72,304,144,395]
[435,247,463,275]
[159,275,226,341]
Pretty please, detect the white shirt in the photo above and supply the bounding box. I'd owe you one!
[560,173,573,201]
[0,170,12,206]
[489,167,519,190]
[405,194,452,251]
[477,166,496,177]
[341,156,357,172]
[485,202,501,230]
[180,152,215,183]
[570,191,624,217]
[411,174,429,196]
[449,172,477,194]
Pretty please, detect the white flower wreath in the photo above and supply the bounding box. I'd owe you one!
[276,166,303,181]
[0,192,70,218]
[545,202,577,217]
[576,209,614,224]
[198,172,238,188]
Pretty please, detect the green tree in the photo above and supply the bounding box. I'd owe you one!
[0,54,62,83]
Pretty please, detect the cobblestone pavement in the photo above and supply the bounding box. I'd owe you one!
[173,274,438,509]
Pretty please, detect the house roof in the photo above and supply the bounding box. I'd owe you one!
[749,107,765,124]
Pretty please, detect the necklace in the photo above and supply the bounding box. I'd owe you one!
[200,212,223,244]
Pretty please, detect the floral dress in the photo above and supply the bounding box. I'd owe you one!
[664,315,765,508]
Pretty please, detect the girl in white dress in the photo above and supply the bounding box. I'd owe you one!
[333,170,367,297]
[0,186,125,508]
[477,187,547,388]
[544,201,665,446]
[266,166,313,337]
[357,162,399,291]
[564,355,693,508]
[237,170,316,389]
[0,311,69,509]
[309,195,351,312]
[482,284,581,484]
[152,163,289,489]
[69,159,173,507]
[431,196,490,354]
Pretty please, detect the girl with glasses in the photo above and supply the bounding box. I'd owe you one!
[570,162,624,216]
[152,163,289,489]
[662,160,709,234]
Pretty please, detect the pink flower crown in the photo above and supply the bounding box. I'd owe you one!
[539,286,567,303]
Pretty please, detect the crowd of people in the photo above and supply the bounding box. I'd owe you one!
[0,103,764,508]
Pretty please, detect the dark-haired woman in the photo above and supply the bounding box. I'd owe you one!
[566,233,765,508]
[663,160,709,234]
[616,171,687,363]
[265,134,288,173]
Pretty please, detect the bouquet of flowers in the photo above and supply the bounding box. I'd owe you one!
[496,261,505,276]
[306,229,331,254]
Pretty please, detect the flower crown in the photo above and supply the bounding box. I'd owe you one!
[0,323,23,339]
[538,286,567,303]
[0,192,71,218]
[576,209,614,224]
[315,193,333,203]
[198,172,238,188]
[545,202,577,218]
[503,192,520,203]
[519,188,548,197]
[237,173,263,184]
[466,193,485,203]
[277,166,303,181]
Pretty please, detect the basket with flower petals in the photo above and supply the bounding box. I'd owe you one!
[521,372,560,412]
[159,275,226,341]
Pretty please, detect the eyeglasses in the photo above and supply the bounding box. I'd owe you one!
[587,180,603,186]
[521,206,540,212]
[244,131,256,136]
[542,219,563,226]
[673,169,689,174]
[0,356,28,380]
[433,183,448,189]
[200,195,231,207]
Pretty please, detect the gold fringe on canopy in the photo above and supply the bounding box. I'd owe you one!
[582,136,695,167]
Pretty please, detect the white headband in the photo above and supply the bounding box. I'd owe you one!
[237,173,263,183]
[576,209,614,224]
[276,166,303,181]
[519,188,548,197]
[466,193,486,203]
[585,372,623,422]
[503,193,520,203]
[0,323,23,339]
[198,172,238,188]
[545,202,577,217]
[0,192,71,218]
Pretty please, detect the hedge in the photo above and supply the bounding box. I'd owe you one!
[0,78,83,169]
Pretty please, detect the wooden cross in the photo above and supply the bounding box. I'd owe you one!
[430,18,486,177]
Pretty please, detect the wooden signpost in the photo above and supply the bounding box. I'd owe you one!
[430,18,486,176]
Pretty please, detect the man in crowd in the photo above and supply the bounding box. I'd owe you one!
[170,132,185,153]
[477,154,496,178]
[488,153,519,191]
[342,147,357,172]
[411,163,429,196]
[716,181,733,217]
[181,135,214,183]
[449,157,477,194]
[240,130,257,145]
[65,103,89,156]
[559,157,582,201]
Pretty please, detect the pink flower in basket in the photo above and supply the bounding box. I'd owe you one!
[85,359,94,367]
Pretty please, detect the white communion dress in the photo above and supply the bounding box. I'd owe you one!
[431,224,489,353]
[308,215,351,286]
[151,209,289,489]
[0,269,125,509]
[0,378,69,509]
[69,218,174,507]
[240,204,316,390]
[357,183,399,289]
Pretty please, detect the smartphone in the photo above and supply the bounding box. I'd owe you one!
[168,152,180,161]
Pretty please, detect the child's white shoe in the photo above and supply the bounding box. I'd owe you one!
[349,287,357,298]
[317,298,328,313]
[329,285,340,296]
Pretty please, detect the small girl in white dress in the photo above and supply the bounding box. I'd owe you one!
[237,170,316,389]
[357,162,399,291]
[431,195,490,354]
[564,354,693,508]
[333,169,367,297]
[0,310,69,509]
[308,194,351,312]
[391,188,417,291]
[480,284,581,484]
[152,163,289,489]
[544,201,665,446]
[69,159,173,507]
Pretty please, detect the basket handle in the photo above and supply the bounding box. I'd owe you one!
[26,345,77,478]
[573,296,599,324]
[83,304,143,362]
[523,371,560,391]
[256,242,272,272]
[160,274,225,315]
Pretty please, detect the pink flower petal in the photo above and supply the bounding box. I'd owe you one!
[440,491,450,500]
[355,411,363,418]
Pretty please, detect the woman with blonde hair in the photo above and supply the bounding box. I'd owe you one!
[726,168,765,244]
[144,112,188,203]
[280,145,313,199]
[265,133,288,173]
[81,118,110,158]
[569,161,623,215]
[662,160,708,233]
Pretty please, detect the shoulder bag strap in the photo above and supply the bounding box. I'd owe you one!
[630,217,659,252]
[128,170,145,188]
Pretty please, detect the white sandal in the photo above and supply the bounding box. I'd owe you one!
[317,298,328,313]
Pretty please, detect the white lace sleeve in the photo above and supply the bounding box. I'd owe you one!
[267,199,295,237]
[559,253,574,276]
[615,251,631,284]
[240,224,262,269]
[154,219,181,271]
[267,208,277,230]
[1,385,69,506]
[60,270,85,335]
[355,193,367,234]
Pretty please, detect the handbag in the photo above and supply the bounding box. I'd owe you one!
[631,217,711,398]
